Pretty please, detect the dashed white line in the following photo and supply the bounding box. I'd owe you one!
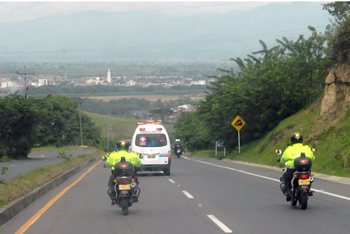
[168,179,175,183]
[208,215,232,233]
[9,165,15,167]
[184,157,350,201]
[182,190,194,199]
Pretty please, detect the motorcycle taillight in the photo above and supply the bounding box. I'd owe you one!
[301,174,308,179]
[120,178,129,184]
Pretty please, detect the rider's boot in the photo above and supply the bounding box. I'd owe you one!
[107,189,117,205]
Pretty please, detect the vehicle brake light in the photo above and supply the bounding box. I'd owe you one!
[119,163,128,168]
[300,159,309,163]
[168,154,171,159]
[120,179,128,184]
[301,174,308,179]
[303,190,308,193]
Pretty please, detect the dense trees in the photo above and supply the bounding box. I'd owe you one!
[0,94,101,159]
[175,15,337,151]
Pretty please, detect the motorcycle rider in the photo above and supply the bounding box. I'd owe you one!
[105,139,142,205]
[279,132,315,201]
[173,139,183,156]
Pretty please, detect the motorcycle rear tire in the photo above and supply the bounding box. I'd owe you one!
[121,199,129,215]
[299,193,308,210]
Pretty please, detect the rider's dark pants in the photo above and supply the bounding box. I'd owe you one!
[283,168,296,192]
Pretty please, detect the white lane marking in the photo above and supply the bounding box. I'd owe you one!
[177,185,180,187]
[9,165,15,167]
[198,204,203,207]
[182,190,194,199]
[207,215,232,233]
[168,179,175,183]
[185,157,350,201]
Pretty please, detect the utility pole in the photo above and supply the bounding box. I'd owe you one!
[16,66,34,99]
[107,111,114,151]
[72,97,83,146]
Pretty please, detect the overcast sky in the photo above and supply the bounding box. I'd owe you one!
[0,1,292,23]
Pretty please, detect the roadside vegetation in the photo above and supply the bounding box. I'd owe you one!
[188,98,350,178]
[0,148,105,208]
[174,2,349,151]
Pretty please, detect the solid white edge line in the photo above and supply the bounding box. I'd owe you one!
[168,179,175,183]
[208,215,233,233]
[185,157,350,201]
[182,190,194,198]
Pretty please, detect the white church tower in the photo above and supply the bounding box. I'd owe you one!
[107,69,111,83]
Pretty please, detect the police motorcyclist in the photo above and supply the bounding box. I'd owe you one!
[279,132,315,201]
[105,139,142,205]
[173,139,183,155]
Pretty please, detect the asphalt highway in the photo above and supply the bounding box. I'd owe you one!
[0,149,98,182]
[2,156,350,234]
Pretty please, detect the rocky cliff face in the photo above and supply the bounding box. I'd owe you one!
[320,64,350,116]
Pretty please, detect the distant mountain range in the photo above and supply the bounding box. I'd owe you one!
[0,2,331,62]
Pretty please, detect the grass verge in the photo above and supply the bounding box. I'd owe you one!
[185,99,350,178]
[0,148,105,208]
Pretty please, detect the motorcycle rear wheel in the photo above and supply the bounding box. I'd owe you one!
[121,199,129,215]
[299,193,308,210]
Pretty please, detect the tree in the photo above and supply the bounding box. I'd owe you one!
[0,93,41,159]
[323,2,350,65]
[149,108,174,123]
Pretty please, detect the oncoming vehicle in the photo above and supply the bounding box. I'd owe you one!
[131,120,171,175]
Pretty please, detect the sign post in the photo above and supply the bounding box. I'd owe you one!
[231,115,246,154]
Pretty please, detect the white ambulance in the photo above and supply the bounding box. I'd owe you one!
[131,120,171,175]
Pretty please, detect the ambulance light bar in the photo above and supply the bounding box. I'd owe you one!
[145,120,156,124]
[136,122,144,125]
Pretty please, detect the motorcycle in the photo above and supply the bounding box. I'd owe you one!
[110,158,141,215]
[276,149,315,210]
[175,148,182,158]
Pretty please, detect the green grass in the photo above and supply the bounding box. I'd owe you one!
[0,156,13,162]
[187,98,350,178]
[85,111,174,139]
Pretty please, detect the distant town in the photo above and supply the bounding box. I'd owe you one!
[0,69,218,91]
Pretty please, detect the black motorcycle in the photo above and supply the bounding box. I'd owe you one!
[175,148,182,158]
[276,150,314,210]
[104,156,141,215]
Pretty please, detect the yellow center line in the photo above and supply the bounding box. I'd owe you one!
[15,160,101,234]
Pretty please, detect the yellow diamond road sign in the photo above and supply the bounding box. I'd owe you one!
[231,115,245,131]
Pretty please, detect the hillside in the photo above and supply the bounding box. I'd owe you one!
[84,111,175,140]
[193,64,350,178]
